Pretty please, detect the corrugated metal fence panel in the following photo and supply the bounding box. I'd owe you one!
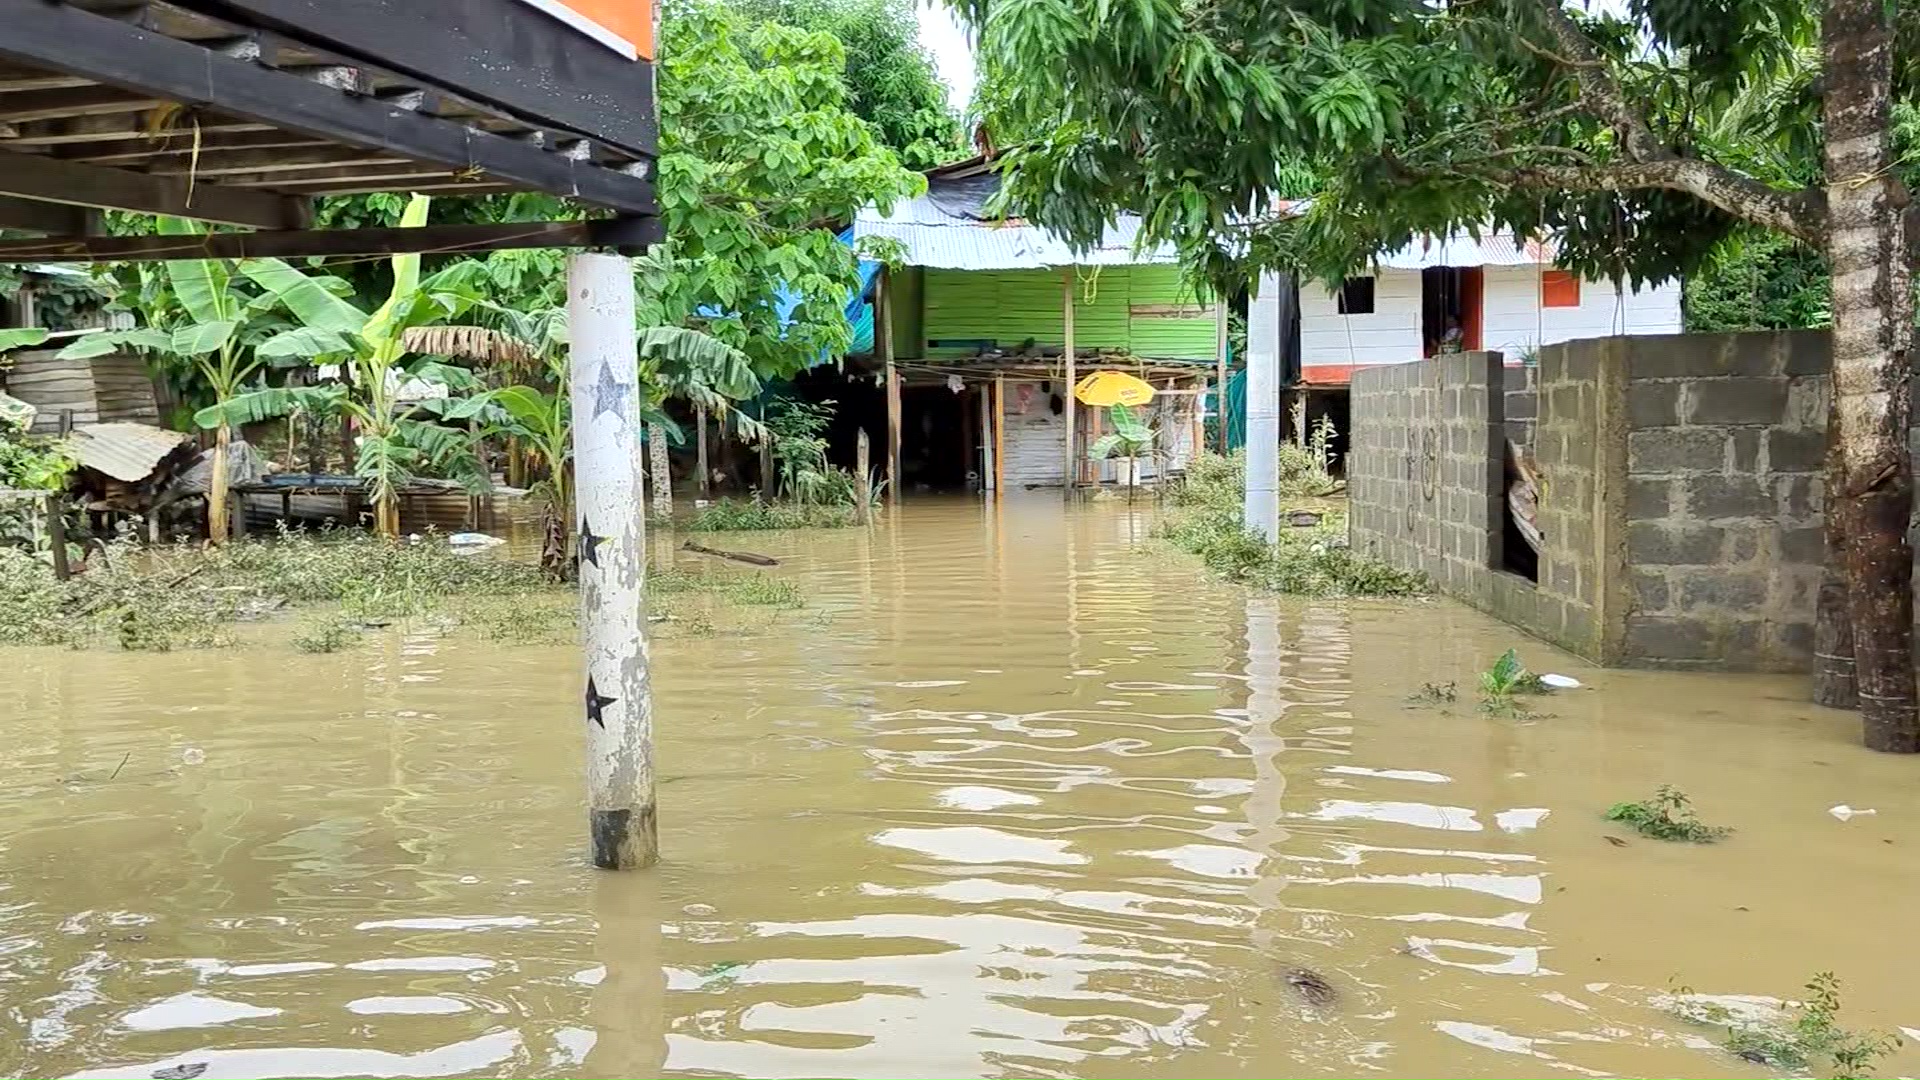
[1001,383,1067,486]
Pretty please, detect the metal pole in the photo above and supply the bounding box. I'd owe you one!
[1063,267,1077,495]
[566,252,657,870]
[1245,272,1282,543]
[1215,299,1230,453]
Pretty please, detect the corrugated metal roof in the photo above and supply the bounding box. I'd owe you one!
[65,422,190,482]
[1377,230,1559,270]
[855,195,1181,270]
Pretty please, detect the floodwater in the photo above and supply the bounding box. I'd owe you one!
[4,497,1919,1080]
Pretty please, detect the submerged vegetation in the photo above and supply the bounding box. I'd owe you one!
[1670,973,1896,1078]
[0,526,807,652]
[1157,452,1426,598]
[686,497,857,531]
[1605,785,1733,843]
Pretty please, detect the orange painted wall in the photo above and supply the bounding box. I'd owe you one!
[559,0,654,58]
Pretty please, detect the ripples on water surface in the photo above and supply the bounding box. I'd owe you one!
[3,498,1919,1078]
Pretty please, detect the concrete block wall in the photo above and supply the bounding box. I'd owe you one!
[1350,330,1834,673]
[1503,363,1537,452]
[1615,332,1830,670]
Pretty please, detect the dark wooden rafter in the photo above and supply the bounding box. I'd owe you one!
[0,0,658,256]
[0,217,664,262]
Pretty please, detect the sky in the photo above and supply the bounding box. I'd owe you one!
[914,0,978,114]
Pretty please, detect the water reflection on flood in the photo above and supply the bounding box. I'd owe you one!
[4,495,1920,1078]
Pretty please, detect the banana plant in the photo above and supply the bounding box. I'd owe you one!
[216,194,494,537]
[1088,404,1158,501]
[54,217,311,543]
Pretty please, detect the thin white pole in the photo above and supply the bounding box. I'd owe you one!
[1245,272,1282,543]
[566,252,657,870]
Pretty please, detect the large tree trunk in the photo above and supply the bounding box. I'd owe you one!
[1813,389,1859,707]
[1822,0,1919,751]
[648,423,672,519]
[208,421,231,545]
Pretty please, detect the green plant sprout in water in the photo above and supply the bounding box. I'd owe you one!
[1604,785,1732,843]
[1721,973,1898,1078]
[1479,648,1548,716]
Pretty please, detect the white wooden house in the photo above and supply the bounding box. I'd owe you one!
[1286,231,1683,386]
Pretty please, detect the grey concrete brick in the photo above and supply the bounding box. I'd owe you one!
[1781,331,1833,376]
[1629,428,1730,474]
[1628,477,1676,519]
[1729,429,1764,472]
[1628,522,1725,564]
[1627,335,1775,379]
[1778,526,1826,565]
[1623,614,1722,660]
[1686,377,1790,424]
[1632,568,1670,612]
[1628,381,1682,427]
[1677,570,1768,611]
[1686,476,1775,519]
[1766,427,1826,470]
[1771,621,1816,659]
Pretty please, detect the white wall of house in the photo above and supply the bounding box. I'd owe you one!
[1298,267,1683,373]
[1298,272,1421,370]
[1481,267,1682,359]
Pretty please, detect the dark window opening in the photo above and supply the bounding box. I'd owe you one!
[1336,276,1375,315]
[1421,266,1484,357]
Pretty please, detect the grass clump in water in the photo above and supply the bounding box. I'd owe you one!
[1604,785,1731,843]
[1407,681,1457,705]
[1694,973,1898,1078]
[684,498,854,531]
[292,613,361,653]
[1157,454,1425,598]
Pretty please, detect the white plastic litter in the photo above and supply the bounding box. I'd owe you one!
[1540,673,1582,689]
[447,532,506,548]
[1829,804,1878,821]
[181,747,206,766]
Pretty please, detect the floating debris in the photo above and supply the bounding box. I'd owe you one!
[1829,805,1877,821]
[1539,673,1582,689]
[1282,966,1337,1008]
[152,1064,208,1080]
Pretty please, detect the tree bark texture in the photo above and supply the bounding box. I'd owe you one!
[208,421,231,545]
[1813,388,1859,708]
[1822,0,1918,751]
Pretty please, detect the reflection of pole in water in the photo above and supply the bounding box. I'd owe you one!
[580,876,667,1078]
[567,253,657,869]
[1240,595,1290,954]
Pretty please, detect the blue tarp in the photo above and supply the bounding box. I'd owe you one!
[698,228,881,366]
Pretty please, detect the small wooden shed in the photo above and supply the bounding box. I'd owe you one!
[0,348,160,434]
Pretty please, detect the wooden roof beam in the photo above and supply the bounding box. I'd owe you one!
[0,196,102,235]
[144,146,409,175]
[0,146,307,228]
[2,113,271,145]
[58,129,330,165]
[0,0,657,215]
[0,216,662,261]
[0,87,163,124]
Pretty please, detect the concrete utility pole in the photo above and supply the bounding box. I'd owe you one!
[1244,272,1282,544]
[566,252,658,870]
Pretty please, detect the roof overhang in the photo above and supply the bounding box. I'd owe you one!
[0,0,660,260]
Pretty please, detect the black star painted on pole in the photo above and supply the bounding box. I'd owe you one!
[585,676,617,729]
[578,518,605,569]
[592,358,631,422]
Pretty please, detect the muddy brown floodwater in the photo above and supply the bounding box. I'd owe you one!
[4,497,1919,1079]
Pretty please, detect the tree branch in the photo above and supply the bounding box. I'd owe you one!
[1520,0,1827,242]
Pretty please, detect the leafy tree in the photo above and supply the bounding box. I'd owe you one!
[964,0,1920,752]
[650,3,922,383]
[217,195,498,538]
[1684,232,1833,333]
[716,0,967,168]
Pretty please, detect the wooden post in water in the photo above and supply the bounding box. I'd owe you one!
[993,374,1005,497]
[695,405,710,498]
[565,252,657,870]
[1062,267,1076,495]
[854,428,872,525]
[45,492,69,581]
[758,431,775,504]
[977,382,992,493]
[1215,299,1230,453]
[880,269,901,508]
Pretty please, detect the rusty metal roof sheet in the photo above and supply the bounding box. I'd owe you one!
[65,422,191,483]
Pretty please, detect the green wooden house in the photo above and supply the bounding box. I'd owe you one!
[851,156,1224,494]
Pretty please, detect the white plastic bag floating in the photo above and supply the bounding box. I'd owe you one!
[1829,805,1878,821]
[1540,674,1582,689]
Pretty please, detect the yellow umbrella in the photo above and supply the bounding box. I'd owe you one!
[1073,370,1156,407]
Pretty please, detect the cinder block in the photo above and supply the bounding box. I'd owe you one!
[1628,381,1682,427]
[1767,427,1826,471]
[1631,568,1670,612]
[1777,526,1826,566]
[1629,429,1728,474]
[1623,614,1725,660]
[1686,475,1775,519]
[1678,570,1768,611]
[1628,477,1677,519]
[1686,377,1790,424]
[1628,521,1725,564]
